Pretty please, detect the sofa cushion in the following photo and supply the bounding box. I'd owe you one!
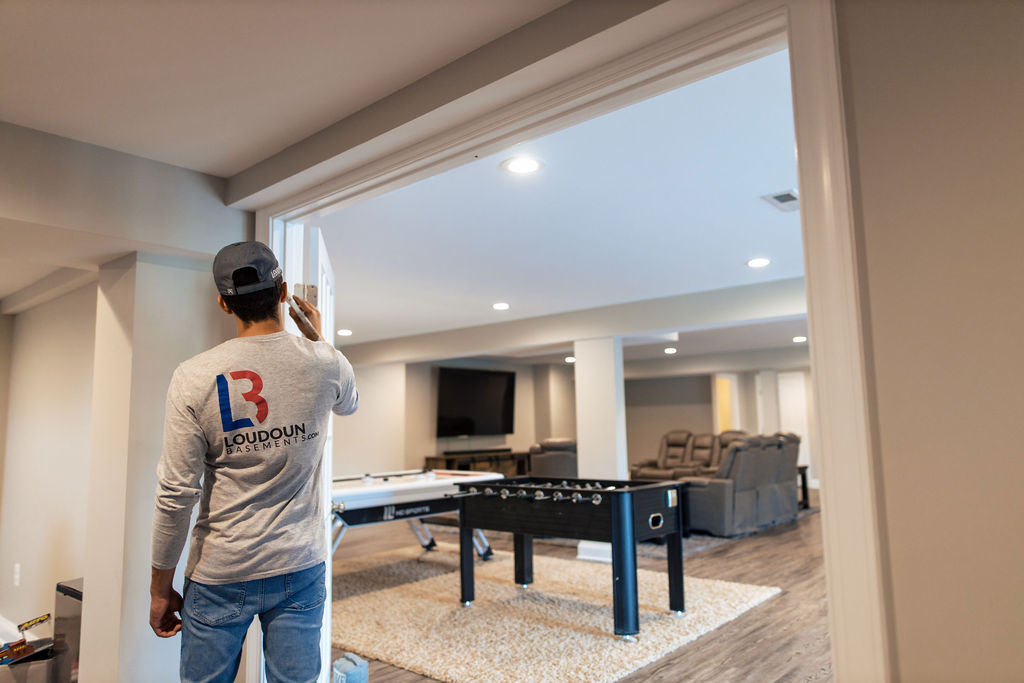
[657,430,693,469]
[689,433,715,467]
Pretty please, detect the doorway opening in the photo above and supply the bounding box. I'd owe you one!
[252,3,885,680]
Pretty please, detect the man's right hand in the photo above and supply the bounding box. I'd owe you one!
[289,295,322,341]
[150,589,184,638]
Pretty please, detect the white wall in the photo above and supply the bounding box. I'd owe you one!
[777,369,811,467]
[532,363,577,442]
[0,284,96,625]
[0,315,11,533]
[428,359,536,458]
[396,358,538,471]
[735,371,759,433]
[333,363,406,475]
[755,370,780,434]
[403,363,434,470]
[835,1,1024,678]
[624,376,713,466]
[532,365,552,440]
[0,122,251,259]
[548,363,576,440]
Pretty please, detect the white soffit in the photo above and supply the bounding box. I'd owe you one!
[0,259,58,301]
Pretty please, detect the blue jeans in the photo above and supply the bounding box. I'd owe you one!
[181,562,326,683]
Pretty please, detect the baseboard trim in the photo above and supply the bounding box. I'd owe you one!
[576,540,612,564]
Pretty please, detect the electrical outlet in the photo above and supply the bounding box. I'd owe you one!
[13,563,20,587]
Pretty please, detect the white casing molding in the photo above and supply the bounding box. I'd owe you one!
[786,0,891,679]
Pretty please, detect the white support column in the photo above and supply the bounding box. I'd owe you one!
[572,337,627,563]
[79,253,234,683]
[80,254,137,683]
[755,370,781,435]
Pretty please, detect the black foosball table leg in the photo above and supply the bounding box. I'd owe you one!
[459,511,475,606]
[513,533,533,587]
[668,483,685,614]
[611,492,640,639]
[667,530,685,615]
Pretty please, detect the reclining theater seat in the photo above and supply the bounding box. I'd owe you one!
[682,434,803,537]
[630,430,695,480]
[700,429,747,475]
[680,437,760,536]
[771,432,801,518]
[528,438,578,479]
[756,435,794,526]
[688,433,716,472]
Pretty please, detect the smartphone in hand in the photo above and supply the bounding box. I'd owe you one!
[287,295,321,341]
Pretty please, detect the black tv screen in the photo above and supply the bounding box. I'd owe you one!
[436,367,515,437]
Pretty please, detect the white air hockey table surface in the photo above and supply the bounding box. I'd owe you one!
[332,469,502,512]
[330,469,503,556]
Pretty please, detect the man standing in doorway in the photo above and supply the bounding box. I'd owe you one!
[148,241,359,683]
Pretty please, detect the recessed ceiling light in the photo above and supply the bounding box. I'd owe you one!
[664,347,678,355]
[793,336,808,343]
[337,329,353,337]
[564,356,576,364]
[500,156,542,175]
[492,302,510,311]
[746,257,771,268]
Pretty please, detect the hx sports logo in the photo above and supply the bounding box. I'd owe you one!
[216,371,318,454]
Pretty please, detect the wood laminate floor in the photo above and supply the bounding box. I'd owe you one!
[331,490,831,682]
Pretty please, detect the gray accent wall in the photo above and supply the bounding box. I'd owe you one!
[624,376,713,466]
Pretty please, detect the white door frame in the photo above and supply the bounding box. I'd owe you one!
[253,1,890,679]
[246,220,336,683]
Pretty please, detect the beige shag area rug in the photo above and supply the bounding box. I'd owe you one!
[331,543,779,683]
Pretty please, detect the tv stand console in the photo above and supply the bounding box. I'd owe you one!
[442,447,512,455]
[426,449,530,477]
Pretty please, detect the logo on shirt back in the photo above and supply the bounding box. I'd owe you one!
[217,371,268,432]
[217,371,318,454]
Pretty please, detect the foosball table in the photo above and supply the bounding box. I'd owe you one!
[454,476,685,639]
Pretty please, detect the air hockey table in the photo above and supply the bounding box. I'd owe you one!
[330,469,503,559]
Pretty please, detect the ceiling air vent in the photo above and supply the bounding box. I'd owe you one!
[761,189,800,212]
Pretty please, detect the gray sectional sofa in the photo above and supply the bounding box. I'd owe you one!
[631,430,802,537]
[630,429,747,479]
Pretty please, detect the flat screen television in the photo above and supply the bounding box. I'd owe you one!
[436,367,515,437]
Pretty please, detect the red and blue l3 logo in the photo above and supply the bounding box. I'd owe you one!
[217,371,268,432]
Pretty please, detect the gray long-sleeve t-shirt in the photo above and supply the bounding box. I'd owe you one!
[151,331,358,584]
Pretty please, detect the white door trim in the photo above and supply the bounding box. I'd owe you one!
[250,1,891,678]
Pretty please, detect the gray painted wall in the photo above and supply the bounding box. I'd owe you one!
[624,376,713,465]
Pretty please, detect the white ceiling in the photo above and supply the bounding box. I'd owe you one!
[1,2,808,365]
[0,0,570,176]
[315,50,803,348]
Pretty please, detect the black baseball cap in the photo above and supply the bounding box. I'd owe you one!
[212,242,283,297]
